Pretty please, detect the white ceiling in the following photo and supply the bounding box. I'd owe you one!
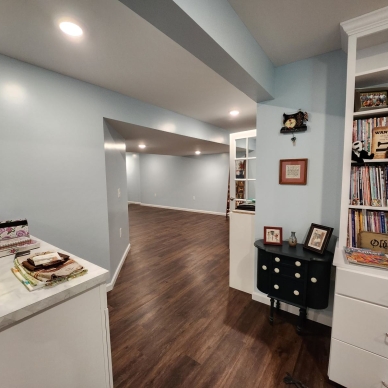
[0,0,256,131]
[105,118,230,156]
[228,0,388,67]
[2,0,388,137]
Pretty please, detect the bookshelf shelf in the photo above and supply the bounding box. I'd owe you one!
[353,107,388,119]
[355,65,388,88]
[351,158,388,164]
[348,205,388,211]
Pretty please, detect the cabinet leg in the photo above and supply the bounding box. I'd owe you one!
[297,308,306,334]
[269,298,274,324]
[276,300,280,311]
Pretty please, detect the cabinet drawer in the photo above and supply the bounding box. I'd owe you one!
[332,295,388,358]
[329,339,388,388]
[271,264,305,280]
[336,268,388,307]
[257,249,271,294]
[271,254,305,270]
[269,276,305,306]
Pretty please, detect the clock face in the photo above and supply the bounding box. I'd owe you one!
[285,118,296,128]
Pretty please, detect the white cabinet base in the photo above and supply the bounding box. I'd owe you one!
[229,211,255,294]
[329,339,388,388]
[0,284,112,388]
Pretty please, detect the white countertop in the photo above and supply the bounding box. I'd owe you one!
[333,242,388,280]
[0,237,109,331]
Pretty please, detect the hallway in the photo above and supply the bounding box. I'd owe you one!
[107,204,338,388]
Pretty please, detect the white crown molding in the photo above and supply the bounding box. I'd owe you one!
[340,6,388,51]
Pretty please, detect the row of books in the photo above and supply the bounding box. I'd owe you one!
[352,116,388,153]
[347,209,388,247]
[350,165,388,207]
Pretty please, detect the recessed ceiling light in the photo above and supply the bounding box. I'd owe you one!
[59,22,83,37]
[138,144,146,149]
[195,151,201,155]
[229,110,240,116]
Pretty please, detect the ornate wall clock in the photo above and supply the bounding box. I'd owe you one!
[280,110,308,133]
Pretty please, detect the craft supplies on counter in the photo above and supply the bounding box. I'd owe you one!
[11,250,87,291]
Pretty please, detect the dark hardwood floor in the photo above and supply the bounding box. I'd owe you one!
[108,204,342,388]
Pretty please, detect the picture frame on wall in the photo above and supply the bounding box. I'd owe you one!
[264,226,283,245]
[303,223,333,254]
[279,158,308,185]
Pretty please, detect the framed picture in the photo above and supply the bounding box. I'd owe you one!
[264,226,283,245]
[235,160,246,179]
[279,159,308,185]
[303,223,333,254]
[355,87,387,112]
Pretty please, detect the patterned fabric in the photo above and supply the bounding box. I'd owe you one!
[0,219,29,240]
[17,254,84,282]
[0,236,31,250]
[12,252,88,292]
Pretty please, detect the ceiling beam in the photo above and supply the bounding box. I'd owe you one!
[119,0,274,102]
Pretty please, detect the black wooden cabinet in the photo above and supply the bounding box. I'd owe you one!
[254,238,336,332]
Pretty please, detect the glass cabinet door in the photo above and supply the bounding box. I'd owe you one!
[230,131,256,211]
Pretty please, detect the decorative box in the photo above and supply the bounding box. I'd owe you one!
[0,219,40,257]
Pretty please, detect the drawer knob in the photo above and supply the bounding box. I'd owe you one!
[382,382,388,388]
[274,284,279,290]
[274,268,280,273]
[295,261,301,267]
[311,277,317,283]
[295,273,301,278]
[294,290,299,296]
[262,265,267,270]
[275,257,280,262]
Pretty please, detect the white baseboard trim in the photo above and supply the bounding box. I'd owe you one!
[139,203,225,216]
[128,201,141,204]
[106,243,131,292]
[252,291,333,327]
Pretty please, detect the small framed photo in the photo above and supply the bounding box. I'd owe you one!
[264,226,283,245]
[303,223,333,254]
[279,159,308,185]
[355,88,387,111]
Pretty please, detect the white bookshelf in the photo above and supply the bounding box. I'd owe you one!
[328,8,388,388]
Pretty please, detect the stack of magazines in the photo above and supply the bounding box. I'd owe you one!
[12,251,87,291]
[344,247,388,270]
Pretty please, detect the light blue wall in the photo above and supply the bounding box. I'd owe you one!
[126,153,141,202]
[104,121,130,276]
[138,153,229,214]
[255,50,347,242]
[0,54,228,280]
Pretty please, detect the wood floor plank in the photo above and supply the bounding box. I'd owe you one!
[108,204,342,388]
